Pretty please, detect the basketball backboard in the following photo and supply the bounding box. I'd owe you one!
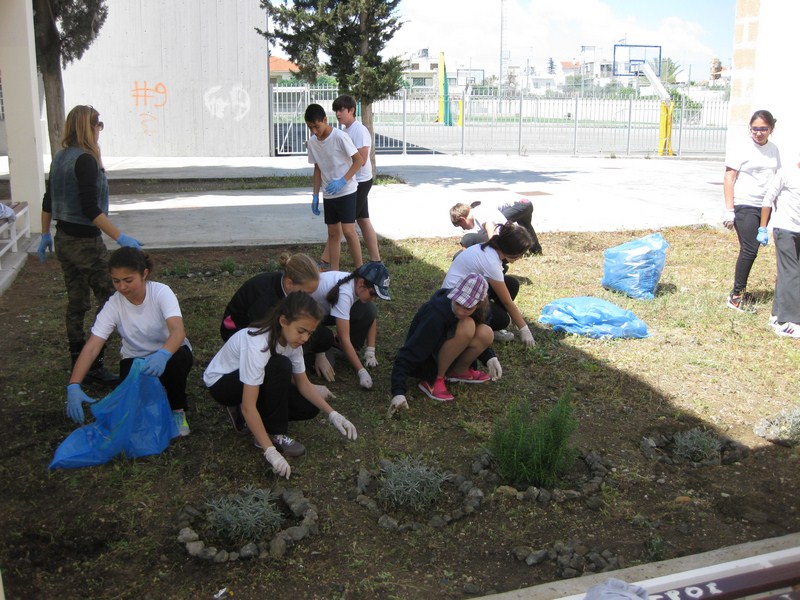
[613,44,662,77]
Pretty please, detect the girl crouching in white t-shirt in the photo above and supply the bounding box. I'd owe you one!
[203,292,357,479]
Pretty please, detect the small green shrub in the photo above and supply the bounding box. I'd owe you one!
[219,258,239,274]
[204,485,283,544]
[377,457,450,512]
[489,388,578,488]
[162,260,190,277]
[672,428,722,463]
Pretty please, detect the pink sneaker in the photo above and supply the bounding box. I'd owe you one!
[445,368,491,384]
[418,377,454,402]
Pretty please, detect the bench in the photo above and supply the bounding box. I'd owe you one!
[0,201,31,269]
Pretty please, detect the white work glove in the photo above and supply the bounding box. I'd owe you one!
[357,367,373,389]
[387,395,409,418]
[314,352,335,382]
[486,357,503,380]
[314,384,336,400]
[363,346,378,368]
[723,208,735,230]
[518,324,535,347]
[264,446,291,479]
[328,410,358,440]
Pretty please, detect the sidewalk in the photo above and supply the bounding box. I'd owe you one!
[0,154,724,292]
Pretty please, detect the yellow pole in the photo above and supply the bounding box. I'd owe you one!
[659,101,674,156]
[457,99,463,127]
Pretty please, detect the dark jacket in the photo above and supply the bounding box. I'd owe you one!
[220,271,285,341]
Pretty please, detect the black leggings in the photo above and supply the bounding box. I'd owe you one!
[207,354,319,435]
[732,205,762,294]
[120,345,194,412]
[487,275,520,330]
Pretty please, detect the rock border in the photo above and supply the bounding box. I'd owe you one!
[176,486,318,562]
[640,429,749,467]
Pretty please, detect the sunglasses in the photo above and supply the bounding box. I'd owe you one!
[750,127,769,132]
[94,121,104,131]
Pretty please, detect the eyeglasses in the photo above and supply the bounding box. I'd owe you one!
[94,121,104,131]
[750,127,769,132]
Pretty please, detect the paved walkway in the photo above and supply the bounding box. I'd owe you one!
[1,153,724,289]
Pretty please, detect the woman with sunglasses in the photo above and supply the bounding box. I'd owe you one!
[442,223,534,347]
[723,109,781,312]
[38,106,144,384]
[310,261,391,389]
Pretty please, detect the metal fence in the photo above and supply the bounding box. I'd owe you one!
[272,85,728,157]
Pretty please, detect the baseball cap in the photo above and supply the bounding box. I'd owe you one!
[446,273,488,309]
[356,261,391,300]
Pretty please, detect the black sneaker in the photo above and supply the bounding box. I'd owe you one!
[254,434,306,457]
[226,405,248,434]
[727,292,756,314]
[85,365,120,385]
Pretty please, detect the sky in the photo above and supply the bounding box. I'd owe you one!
[382,0,736,82]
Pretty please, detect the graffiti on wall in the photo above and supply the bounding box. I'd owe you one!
[132,81,168,136]
[203,84,250,121]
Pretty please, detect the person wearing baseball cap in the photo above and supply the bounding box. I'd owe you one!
[388,273,501,415]
[310,261,391,389]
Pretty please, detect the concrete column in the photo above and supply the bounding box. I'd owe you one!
[0,0,45,233]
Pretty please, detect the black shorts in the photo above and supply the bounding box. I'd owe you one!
[355,179,374,220]
[324,191,357,225]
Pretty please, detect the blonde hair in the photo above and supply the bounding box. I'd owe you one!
[449,203,471,226]
[61,105,103,167]
[279,253,319,285]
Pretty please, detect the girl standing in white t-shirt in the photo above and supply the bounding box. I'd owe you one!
[204,292,357,480]
[66,248,194,436]
[723,109,781,312]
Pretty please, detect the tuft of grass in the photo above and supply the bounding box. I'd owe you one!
[377,457,450,512]
[204,485,283,545]
[672,428,722,463]
[218,257,239,274]
[161,260,190,277]
[489,388,578,488]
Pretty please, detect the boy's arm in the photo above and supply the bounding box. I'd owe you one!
[313,164,322,195]
[344,151,364,183]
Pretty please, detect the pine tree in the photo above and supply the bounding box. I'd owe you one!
[547,57,556,75]
[257,0,404,171]
[32,0,108,155]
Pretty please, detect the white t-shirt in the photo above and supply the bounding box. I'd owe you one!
[344,120,372,182]
[91,281,190,359]
[442,244,504,289]
[202,328,306,387]
[471,202,507,235]
[763,166,800,233]
[311,270,357,320]
[307,127,359,198]
[725,138,781,208]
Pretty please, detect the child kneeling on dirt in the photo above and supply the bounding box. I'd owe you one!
[388,273,500,414]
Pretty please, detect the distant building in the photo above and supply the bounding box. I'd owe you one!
[269,56,299,85]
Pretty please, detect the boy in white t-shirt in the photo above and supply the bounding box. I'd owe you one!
[450,198,542,255]
[305,103,364,272]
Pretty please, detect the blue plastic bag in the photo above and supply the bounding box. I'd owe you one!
[50,359,178,469]
[601,233,668,300]
[538,296,650,339]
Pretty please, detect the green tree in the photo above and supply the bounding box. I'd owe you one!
[32,0,108,155]
[258,0,405,171]
[648,57,683,85]
[547,57,556,75]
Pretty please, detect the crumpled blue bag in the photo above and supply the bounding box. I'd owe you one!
[49,359,178,469]
[601,233,668,300]
[538,296,650,339]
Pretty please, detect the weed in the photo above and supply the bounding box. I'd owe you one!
[489,388,578,488]
[377,457,450,512]
[204,485,283,545]
[645,532,666,561]
[161,260,190,277]
[219,257,239,274]
[672,428,722,463]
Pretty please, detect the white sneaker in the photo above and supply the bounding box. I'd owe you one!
[173,410,190,437]
[768,315,778,328]
[493,329,515,342]
[774,322,800,338]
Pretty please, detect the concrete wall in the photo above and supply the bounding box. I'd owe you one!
[730,0,800,158]
[59,1,270,157]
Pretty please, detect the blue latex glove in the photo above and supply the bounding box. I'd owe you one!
[311,193,320,216]
[756,226,769,246]
[142,349,172,377]
[66,383,96,424]
[38,233,53,263]
[117,232,143,249]
[324,177,346,195]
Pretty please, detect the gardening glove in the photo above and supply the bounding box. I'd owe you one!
[487,357,503,381]
[142,348,171,377]
[117,232,143,250]
[387,395,409,418]
[757,226,769,246]
[324,177,346,195]
[314,352,335,382]
[518,324,535,347]
[314,384,336,400]
[722,208,735,230]
[38,233,53,263]
[263,446,291,479]
[311,193,320,216]
[66,383,96,424]
[363,346,378,368]
[357,367,373,389]
[328,411,357,440]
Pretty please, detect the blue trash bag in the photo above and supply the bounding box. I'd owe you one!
[49,359,178,469]
[538,296,650,339]
[601,232,669,300]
